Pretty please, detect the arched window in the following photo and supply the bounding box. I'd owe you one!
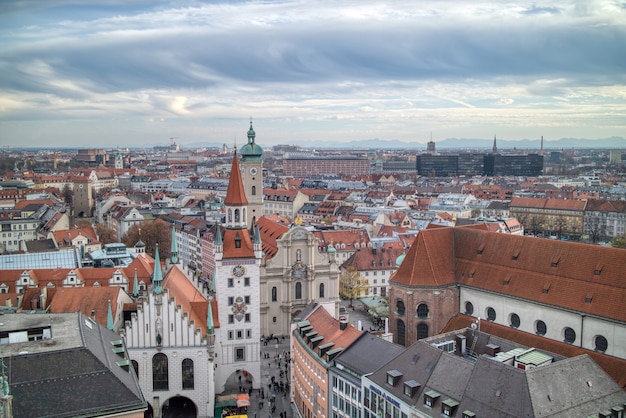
[594,335,608,353]
[295,282,302,299]
[182,358,194,389]
[131,360,139,380]
[319,283,325,298]
[234,209,240,222]
[510,313,521,328]
[564,327,576,344]
[251,185,256,196]
[152,353,169,391]
[228,208,232,223]
[486,307,496,321]
[417,303,429,319]
[417,323,429,339]
[397,319,406,346]
[396,300,405,316]
[536,320,547,336]
[271,286,277,302]
[465,301,474,315]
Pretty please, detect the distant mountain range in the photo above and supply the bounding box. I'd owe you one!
[303,136,626,150]
[187,136,626,150]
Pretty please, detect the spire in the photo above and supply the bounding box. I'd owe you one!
[207,300,215,335]
[224,152,248,207]
[492,135,498,153]
[132,268,139,298]
[106,299,114,331]
[152,243,163,295]
[170,226,179,264]
[247,118,255,144]
[214,224,223,245]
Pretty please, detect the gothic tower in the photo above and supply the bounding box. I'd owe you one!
[213,150,262,394]
[239,120,264,226]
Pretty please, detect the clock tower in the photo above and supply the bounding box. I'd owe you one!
[239,120,264,226]
[213,149,263,394]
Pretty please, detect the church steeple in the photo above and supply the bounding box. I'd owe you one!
[152,243,163,295]
[224,150,248,229]
[492,135,498,154]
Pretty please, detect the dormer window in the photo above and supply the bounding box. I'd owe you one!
[424,390,440,407]
[235,233,241,248]
[386,370,402,386]
[442,399,460,416]
[404,380,420,397]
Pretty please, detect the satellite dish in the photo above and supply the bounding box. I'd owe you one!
[471,323,477,329]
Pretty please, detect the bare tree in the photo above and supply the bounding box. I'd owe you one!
[96,223,117,245]
[122,219,171,259]
[611,233,626,249]
[586,217,606,244]
[554,215,567,239]
[529,215,546,237]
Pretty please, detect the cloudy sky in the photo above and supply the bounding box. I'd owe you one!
[0,0,625,149]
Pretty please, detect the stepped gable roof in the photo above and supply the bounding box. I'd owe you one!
[224,152,248,206]
[454,227,626,322]
[257,215,290,260]
[47,286,124,327]
[442,314,626,389]
[163,265,209,334]
[390,226,455,287]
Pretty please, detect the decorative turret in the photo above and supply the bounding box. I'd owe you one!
[207,301,215,359]
[107,299,114,331]
[152,243,163,296]
[253,223,263,259]
[170,226,179,264]
[214,225,223,261]
[132,268,139,299]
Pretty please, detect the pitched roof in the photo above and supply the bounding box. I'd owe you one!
[163,265,209,334]
[224,152,248,206]
[390,227,456,287]
[222,228,255,259]
[303,305,363,353]
[47,286,126,327]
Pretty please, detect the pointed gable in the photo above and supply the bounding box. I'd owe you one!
[224,152,248,206]
[390,226,455,287]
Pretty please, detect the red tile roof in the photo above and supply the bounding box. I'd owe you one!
[163,265,209,334]
[47,286,125,327]
[224,153,248,206]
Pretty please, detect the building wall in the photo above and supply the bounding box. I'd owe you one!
[460,287,626,359]
[284,158,370,177]
[388,284,459,346]
[260,227,340,337]
[291,331,330,418]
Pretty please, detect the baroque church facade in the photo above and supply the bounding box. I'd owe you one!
[239,122,341,337]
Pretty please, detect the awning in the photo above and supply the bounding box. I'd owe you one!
[236,393,250,408]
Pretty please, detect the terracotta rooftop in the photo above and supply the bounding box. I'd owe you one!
[163,265,209,334]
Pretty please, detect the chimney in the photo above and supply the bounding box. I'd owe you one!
[340,320,348,331]
[485,344,501,357]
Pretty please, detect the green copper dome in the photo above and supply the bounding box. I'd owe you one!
[240,121,263,161]
[395,253,406,268]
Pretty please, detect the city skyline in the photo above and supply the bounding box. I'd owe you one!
[1,0,625,148]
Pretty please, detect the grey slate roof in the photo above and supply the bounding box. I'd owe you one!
[366,328,626,418]
[2,312,146,418]
[334,333,405,376]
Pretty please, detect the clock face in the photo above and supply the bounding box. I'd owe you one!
[249,167,258,175]
[232,265,246,277]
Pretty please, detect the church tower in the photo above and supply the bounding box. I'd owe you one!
[213,149,262,394]
[239,120,264,226]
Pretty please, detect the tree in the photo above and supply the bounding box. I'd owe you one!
[122,218,171,259]
[611,234,626,249]
[586,217,606,244]
[339,266,368,307]
[554,215,567,239]
[96,223,117,245]
[62,184,73,206]
[529,215,546,237]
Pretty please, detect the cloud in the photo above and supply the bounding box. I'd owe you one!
[0,0,625,147]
